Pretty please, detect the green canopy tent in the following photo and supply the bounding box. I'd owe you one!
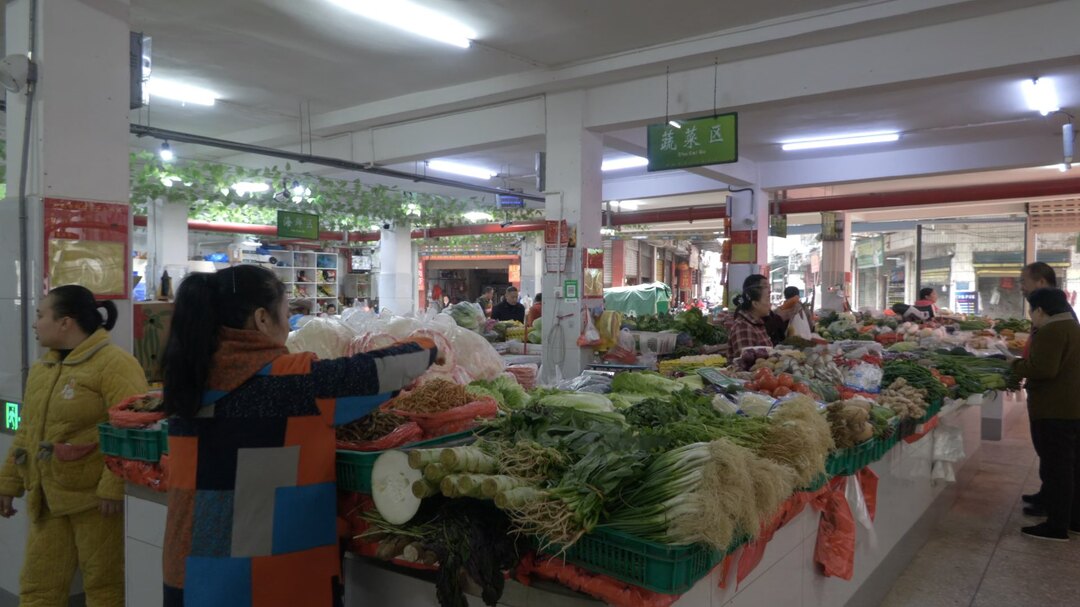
[603,282,673,316]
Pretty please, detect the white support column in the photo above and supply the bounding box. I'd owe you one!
[725,185,769,303]
[0,0,131,599]
[518,234,544,302]
[377,223,415,316]
[820,213,854,312]
[540,91,603,380]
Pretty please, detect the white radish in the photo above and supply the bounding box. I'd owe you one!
[372,450,423,525]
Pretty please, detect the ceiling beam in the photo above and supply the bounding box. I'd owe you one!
[217,0,1054,148]
[585,1,1080,130]
[602,172,733,201]
[759,135,1063,190]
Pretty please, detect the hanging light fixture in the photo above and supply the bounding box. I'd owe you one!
[159,141,174,162]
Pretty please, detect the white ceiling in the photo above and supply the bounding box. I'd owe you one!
[94,0,1080,213]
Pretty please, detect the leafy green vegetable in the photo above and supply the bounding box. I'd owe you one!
[469,376,529,410]
[673,308,726,345]
[611,371,683,396]
[882,360,948,402]
[537,393,615,413]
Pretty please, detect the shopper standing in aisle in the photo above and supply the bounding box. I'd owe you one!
[0,285,149,607]
[1008,288,1080,541]
[1016,262,1072,515]
[477,286,495,318]
[160,265,437,607]
[492,286,526,323]
[728,285,773,359]
[742,274,787,345]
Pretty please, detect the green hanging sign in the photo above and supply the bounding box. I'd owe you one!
[647,113,738,172]
[278,210,320,240]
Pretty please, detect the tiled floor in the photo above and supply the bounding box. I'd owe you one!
[880,397,1080,607]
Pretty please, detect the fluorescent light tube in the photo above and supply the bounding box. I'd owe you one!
[328,0,475,48]
[668,120,682,129]
[147,78,217,106]
[232,182,270,195]
[1023,78,1059,116]
[464,211,493,222]
[601,156,649,171]
[781,131,900,151]
[427,160,496,180]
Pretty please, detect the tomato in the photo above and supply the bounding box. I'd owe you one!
[746,382,758,391]
[773,387,792,397]
[759,378,778,392]
[795,384,811,395]
[777,373,794,388]
[754,367,774,381]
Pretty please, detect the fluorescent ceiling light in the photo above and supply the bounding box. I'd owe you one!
[147,78,217,106]
[427,159,496,180]
[1023,78,1059,116]
[232,182,270,195]
[328,0,476,48]
[632,235,649,239]
[668,121,682,129]
[601,156,649,172]
[609,200,641,211]
[464,211,493,222]
[781,131,900,151]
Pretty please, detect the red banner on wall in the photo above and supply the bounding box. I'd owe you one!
[43,198,130,299]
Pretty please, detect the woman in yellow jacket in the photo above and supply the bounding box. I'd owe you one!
[0,285,149,606]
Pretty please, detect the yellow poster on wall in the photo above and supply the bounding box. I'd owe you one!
[48,240,126,297]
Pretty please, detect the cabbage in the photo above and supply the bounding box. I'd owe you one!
[469,376,529,410]
[537,393,615,413]
[445,302,485,333]
[286,317,355,359]
[610,371,683,396]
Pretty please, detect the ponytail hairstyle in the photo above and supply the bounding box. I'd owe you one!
[733,285,766,313]
[162,265,286,418]
[48,285,118,334]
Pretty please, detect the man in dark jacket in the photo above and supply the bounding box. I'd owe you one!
[743,274,787,345]
[492,286,526,323]
[1008,288,1080,541]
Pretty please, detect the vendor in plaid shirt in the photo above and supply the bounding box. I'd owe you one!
[728,285,773,359]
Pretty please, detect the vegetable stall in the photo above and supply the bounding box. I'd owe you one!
[102,311,1022,607]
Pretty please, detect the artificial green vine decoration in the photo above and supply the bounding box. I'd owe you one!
[130,151,542,231]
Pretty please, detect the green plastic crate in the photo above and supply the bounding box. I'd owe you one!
[544,527,727,595]
[336,428,476,494]
[825,438,879,477]
[98,422,168,463]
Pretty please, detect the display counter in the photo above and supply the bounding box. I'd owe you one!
[120,403,980,607]
[344,402,982,607]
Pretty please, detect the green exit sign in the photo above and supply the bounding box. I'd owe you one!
[3,401,20,434]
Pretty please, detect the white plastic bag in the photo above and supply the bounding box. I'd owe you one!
[787,308,813,339]
[845,475,878,551]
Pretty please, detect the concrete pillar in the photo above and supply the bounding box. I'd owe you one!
[540,91,603,380]
[377,222,414,315]
[145,199,189,296]
[725,186,769,303]
[0,0,132,598]
[820,213,853,312]
[518,233,543,301]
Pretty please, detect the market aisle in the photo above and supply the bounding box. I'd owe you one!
[880,396,1080,607]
